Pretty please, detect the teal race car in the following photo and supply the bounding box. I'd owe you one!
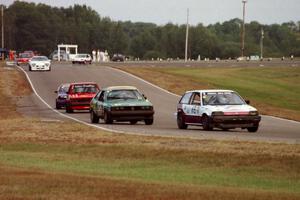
[90,86,154,125]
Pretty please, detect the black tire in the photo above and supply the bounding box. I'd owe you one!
[144,118,153,125]
[202,115,213,131]
[130,120,138,125]
[29,66,32,71]
[66,105,73,113]
[177,113,187,129]
[90,110,99,123]
[55,101,61,109]
[104,111,113,124]
[247,126,259,132]
[72,61,75,64]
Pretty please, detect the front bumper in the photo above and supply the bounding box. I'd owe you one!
[67,98,92,110]
[211,115,261,129]
[108,110,154,121]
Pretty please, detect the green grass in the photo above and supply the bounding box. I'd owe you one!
[158,66,300,110]
[0,143,299,194]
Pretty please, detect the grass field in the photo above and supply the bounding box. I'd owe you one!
[0,63,300,199]
[120,66,300,121]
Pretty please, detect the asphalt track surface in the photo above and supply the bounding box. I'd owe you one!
[17,61,300,143]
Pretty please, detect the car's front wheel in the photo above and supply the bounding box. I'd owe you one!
[66,105,73,113]
[247,126,259,132]
[144,118,153,125]
[130,120,138,125]
[55,101,61,109]
[202,115,213,131]
[177,113,187,129]
[104,111,113,124]
[90,109,99,123]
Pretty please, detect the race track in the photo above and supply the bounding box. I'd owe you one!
[18,62,300,143]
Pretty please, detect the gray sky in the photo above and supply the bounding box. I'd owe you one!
[2,0,300,25]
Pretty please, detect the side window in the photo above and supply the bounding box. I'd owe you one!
[179,92,193,104]
[94,91,101,100]
[98,91,105,101]
[190,92,201,105]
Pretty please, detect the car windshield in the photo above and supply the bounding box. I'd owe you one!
[72,84,98,93]
[202,92,245,105]
[31,56,48,61]
[76,54,87,58]
[60,85,70,93]
[107,90,143,100]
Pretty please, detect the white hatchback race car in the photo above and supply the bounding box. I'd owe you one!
[177,89,261,132]
[28,56,51,71]
[72,54,92,64]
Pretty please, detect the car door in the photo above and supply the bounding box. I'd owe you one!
[186,92,202,124]
[95,91,105,117]
[178,92,193,123]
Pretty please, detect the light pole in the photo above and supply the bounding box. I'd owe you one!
[185,8,189,62]
[1,5,4,60]
[241,0,247,58]
[260,28,264,60]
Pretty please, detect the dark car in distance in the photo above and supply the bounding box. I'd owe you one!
[55,83,70,109]
[111,54,125,62]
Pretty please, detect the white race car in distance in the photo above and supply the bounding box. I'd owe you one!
[72,54,92,64]
[29,56,51,71]
[177,89,261,132]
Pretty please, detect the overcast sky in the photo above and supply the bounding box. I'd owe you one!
[2,0,300,25]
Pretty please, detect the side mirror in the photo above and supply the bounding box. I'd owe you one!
[245,100,250,104]
[142,94,147,100]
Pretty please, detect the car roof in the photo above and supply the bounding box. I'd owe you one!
[104,86,138,91]
[185,89,235,93]
[70,82,98,85]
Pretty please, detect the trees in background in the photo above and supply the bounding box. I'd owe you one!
[1,1,300,59]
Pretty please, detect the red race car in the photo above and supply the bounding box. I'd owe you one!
[16,53,33,65]
[65,82,100,113]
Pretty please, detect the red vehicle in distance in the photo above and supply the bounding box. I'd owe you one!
[65,82,100,113]
[16,52,33,65]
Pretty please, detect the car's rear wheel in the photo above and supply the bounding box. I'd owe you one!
[202,115,213,131]
[90,109,99,123]
[144,118,153,125]
[177,113,187,129]
[104,111,113,124]
[247,126,259,132]
[130,120,138,125]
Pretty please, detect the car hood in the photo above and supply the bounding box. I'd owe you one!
[108,99,152,107]
[205,104,257,114]
[30,60,50,64]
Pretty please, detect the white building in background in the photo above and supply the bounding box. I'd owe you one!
[57,44,78,61]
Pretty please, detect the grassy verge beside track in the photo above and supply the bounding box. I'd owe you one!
[0,62,300,199]
[119,65,300,121]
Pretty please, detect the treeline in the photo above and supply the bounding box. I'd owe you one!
[1,1,300,59]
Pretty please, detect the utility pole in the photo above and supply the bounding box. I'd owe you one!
[185,8,189,62]
[241,0,247,58]
[260,27,264,60]
[1,5,4,61]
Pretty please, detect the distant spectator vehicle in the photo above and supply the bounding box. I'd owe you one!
[177,89,261,132]
[17,53,32,65]
[65,82,100,113]
[111,53,125,62]
[72,54,92,64]
[28,56,51,71]
[90,86,154,125]
[54,83,70,109]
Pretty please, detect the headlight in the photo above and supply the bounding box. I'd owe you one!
[212,111,224,116]
[249,111,259,116]
[31,63,36,67]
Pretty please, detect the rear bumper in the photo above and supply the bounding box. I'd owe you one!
[108,110,154,121]
[211,115,261,129]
